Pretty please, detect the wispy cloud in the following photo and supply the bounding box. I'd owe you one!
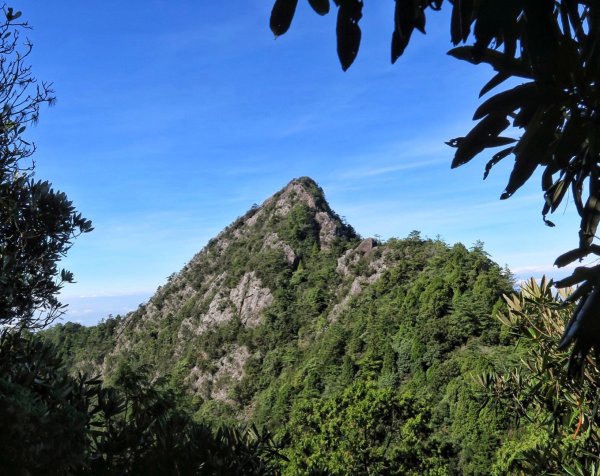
[340,156,447,180]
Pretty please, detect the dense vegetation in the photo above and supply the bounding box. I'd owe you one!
[24,236,600,474]
[38,180,600,474]
[41,196,525,474]
[0,329,284,475]
[483,278,600,475]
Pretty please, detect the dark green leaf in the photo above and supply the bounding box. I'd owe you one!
[501,158,538,199]
[472,0,522,59]
[307,0,330,15]
[580,196,600,249]
[451,113,509,168]
[483,146,513,179]
[448,46,532,78]
[479,72,510,97]
[337,2,362,71]
[555,265,600,288]
[512,104,537,128]
[486,136,517,147]
[450,0,473,45]
[392,29,411,63]
[270,0,298,37]
[392,0,416,63]
[522,1,558,80]
[559,287,600,352]
[564,281,593,304]
[501,105,562,198]
[473,82,539,120]
[555,248,592,268]
[547,179,569,213]
[415,8,426,34]
[541,167,554,192]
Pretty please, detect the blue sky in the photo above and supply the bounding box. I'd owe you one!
[17,1,580,325]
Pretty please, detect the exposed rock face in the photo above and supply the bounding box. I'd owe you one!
[201,290,234,332]
[330,237,388,321]
[262,232,297,266]
[174,271,274,336]
[315,211,338,249]
[190,345,250,404]
[337,238,380,276]
[356,237,376,254]
[229,272,273,328]
[272,180,317,217]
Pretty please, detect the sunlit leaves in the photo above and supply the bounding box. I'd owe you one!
[285,382,440,474]
[484,279,600,473]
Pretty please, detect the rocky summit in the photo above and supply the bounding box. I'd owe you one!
[104,177,363,402]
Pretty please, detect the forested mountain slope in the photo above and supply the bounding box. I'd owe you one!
[45,177,519,474]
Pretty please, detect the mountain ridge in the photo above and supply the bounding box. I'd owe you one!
[44,177,517,474]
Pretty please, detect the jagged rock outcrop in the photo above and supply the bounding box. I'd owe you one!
[262,232,297,266]
[229,271,273,327]
[189,344,250,404]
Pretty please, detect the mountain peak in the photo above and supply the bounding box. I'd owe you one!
[243,176,356,249]
[286,176,319,189]
[269,176,327,211]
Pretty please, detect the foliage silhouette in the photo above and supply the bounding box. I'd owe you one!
[0,329,92,474]
[0,330,285,475]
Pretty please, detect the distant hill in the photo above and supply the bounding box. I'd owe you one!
[44,177,518,474]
